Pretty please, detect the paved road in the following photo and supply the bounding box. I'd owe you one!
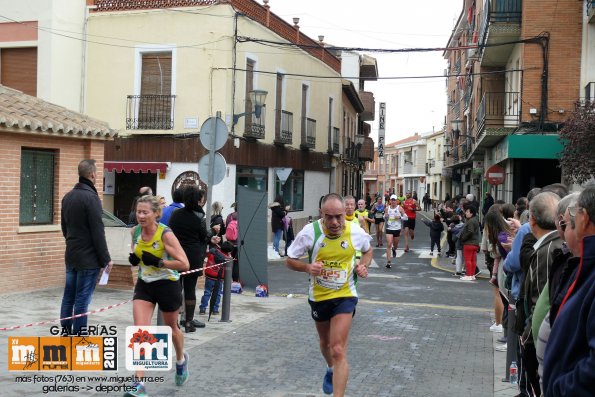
[0,211,505,396]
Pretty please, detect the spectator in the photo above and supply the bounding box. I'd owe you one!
[199,241,234,316]
[459,203,481,281]
[543,186,595,396]
[483,192,494,217]
[421,213,444,256]
[225,202,238,227]
[423,193,431,212]
[128,186,153,226]
[210,201,226,238]
[60,159,113,335]
[160,188,184,226]
[168,186,216,332]
[269,195,286,254]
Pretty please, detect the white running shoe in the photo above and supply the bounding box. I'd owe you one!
[494,343,507,352]
[489,323,504,333]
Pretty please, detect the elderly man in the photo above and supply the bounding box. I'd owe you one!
[543,186,595,396]
[520,192,562,396]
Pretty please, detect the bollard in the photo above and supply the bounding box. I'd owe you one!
[220,259,233,322]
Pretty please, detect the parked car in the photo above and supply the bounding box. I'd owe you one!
[102,209,127,227]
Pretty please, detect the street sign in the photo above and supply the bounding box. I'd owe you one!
[485,164,505,185]
[199,117,228,151]
[378,102,386,157]
[198,152,227,186]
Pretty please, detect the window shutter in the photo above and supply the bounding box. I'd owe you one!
[1,47,37,96]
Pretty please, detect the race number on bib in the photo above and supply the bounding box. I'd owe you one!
[316,265,348,290]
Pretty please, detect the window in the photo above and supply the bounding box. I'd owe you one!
[20,149,56,225]
[275,170,304,211]
[1,47,37,96]
[237,166,267,192]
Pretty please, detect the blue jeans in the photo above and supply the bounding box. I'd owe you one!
[200,277,222,312]
[60,267,100,334]
[273,228,283,253]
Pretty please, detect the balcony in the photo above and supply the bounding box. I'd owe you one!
[359,91,375,121]
[274,110,292,145]
[300,117,316,150]
[453,58,461,75]
[359,137,375,161]
[476,91,520,135]
[589,1,595,23]
[243,105,266,140]
[126,95,175,130]
[479,0,522,67]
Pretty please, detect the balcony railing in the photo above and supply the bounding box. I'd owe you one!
[589,1,595,21]
[300,117,316,149]
[244,106,266,139]
[490,0,522,22]
[453,58,461,75]
[275,110,292,145]
[476,91,520,134]
[126,95,175,130]
[585,82,595,102]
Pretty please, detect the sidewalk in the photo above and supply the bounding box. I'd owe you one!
[0,286,301,397]
[430,243,518,397]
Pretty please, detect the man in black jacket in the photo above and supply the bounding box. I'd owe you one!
[60,159,112,335]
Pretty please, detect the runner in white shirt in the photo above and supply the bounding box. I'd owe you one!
[384,194,407,269]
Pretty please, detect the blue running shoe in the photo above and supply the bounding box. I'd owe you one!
[124,382,148,397]
[175,351,189,386]
[322,368,333,395]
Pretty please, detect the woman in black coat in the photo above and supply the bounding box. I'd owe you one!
[168,186,218,332]
[269,195,286,254]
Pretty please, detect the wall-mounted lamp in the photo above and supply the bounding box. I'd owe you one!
[451,119,463,139]
[232,89,268,127]
[292,17,300,26]
[355,134,365,148]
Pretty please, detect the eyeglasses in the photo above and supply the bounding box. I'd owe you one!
[568,205,582,217]
[390,198,397,201]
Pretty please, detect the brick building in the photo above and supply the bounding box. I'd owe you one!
[0,85,114,293]
[443,0,582,203]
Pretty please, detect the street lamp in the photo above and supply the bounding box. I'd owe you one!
[232,89,268,127]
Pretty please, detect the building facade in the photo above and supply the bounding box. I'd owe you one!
[0,85,114,293]
[444,0,582,203]
[84,0,375,225]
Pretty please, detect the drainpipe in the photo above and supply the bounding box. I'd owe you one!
[79,4,97,113]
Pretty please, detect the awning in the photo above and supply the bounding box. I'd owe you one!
[104,161,169,173]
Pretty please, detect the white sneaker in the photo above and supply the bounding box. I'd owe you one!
[494,343,507,352]
[489,323,504,333]
[460,275,476,281]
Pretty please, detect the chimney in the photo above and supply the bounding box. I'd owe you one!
[263,0,270,27]
[293,17,300,42]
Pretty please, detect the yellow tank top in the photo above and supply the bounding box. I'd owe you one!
[309,221,357,302]
[354,209,370,233]
[134,224,179,282]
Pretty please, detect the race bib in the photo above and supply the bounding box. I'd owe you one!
[316,263,348,290]
[387,216,397,227]
[375,212,384,219]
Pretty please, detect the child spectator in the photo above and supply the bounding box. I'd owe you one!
[422,214,445,255]
[199,241,234,316]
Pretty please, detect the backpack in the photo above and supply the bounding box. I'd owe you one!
[225,220,238,241]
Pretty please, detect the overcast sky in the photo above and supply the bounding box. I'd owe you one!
[265,0,463,144]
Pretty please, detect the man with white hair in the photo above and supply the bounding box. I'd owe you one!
[543,186,595,396]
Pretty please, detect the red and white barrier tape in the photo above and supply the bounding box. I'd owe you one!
[0,258,234,331]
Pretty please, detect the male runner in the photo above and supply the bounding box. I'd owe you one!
[286,193,372,396]
[403,191,419,252]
